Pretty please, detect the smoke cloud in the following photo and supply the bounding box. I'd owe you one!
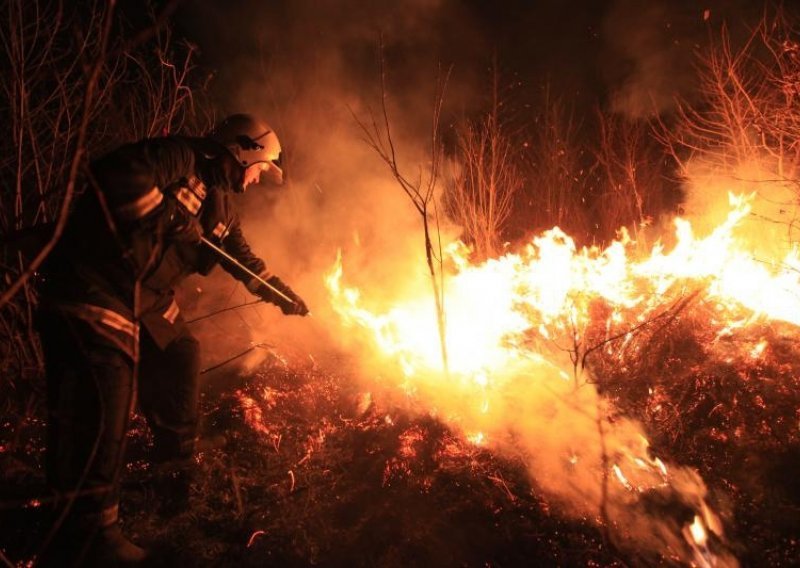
[171,1,768,563]
[602,0,769,118]
[177,0,488,365]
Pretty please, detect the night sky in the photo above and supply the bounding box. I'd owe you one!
[168,0,776,120]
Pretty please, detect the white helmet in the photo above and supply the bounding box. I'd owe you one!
[208,114,284,185]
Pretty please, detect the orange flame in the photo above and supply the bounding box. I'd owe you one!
[327,193,799,379]
[323,193,794,566]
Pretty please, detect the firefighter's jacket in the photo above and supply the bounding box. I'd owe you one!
[139,180,270,350]
[40,137,210,359]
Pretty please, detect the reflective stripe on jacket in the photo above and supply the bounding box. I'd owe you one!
[53,302,139,359]
[139,183,269,349]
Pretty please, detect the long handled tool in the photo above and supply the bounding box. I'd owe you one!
[200,236,297,306]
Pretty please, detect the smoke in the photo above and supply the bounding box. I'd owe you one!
[601,1,799,264]
[176,0,486,367]
[174,1,748,563]
[680,158,800,262]
[603,0,695,118]
[324,233,742,564]
[602,0,769,119]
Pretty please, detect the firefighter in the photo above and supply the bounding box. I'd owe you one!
[36,137,206,565]
[136,114,308,512]
[37,115,307,566]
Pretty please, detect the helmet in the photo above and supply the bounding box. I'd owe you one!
[208,114,284,185]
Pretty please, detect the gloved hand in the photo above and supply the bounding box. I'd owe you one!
[257,276,309,316]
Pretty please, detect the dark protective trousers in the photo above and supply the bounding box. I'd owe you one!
[138,326,201,463]
[40,312,201,522]
[40,312,134,521]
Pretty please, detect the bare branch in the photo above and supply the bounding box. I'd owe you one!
[0,1,116,310]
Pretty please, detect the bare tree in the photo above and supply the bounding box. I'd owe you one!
[353,41,450,374]
[593,112,671,243]
[525,86,592,241]
[0,0,208,389]
[658,8,800,244]
[446,67,522,261]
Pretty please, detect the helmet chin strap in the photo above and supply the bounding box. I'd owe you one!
[233,169,246,193]
[227,155,247,192]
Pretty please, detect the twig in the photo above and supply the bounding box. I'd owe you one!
[200,342,274,375]
[0,1,115,310]
[186,299,263,324]
[246,530,266,548]
[596,395,613,550]
[230,468,244,518]
[580,288,703,370]
[487,472,517,502]
[112,0,182,55]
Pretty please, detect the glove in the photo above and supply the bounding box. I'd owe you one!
[257,276,309,316]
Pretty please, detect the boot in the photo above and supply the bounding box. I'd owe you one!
[90,521,149,566]
[38,506,148,567]
[151,461,193,518]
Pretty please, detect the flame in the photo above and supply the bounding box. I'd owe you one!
[323,193,795,564]
[236,390,272,437]
[750,339,768,359]
[690,515,708,546]
[612,464,634,492]
[327,194,799,382]
[684,514,720,568]
[467,432,486,446]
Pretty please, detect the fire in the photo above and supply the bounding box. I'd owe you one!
[750,339,768,359]
[690,515,708,546]
[326,193,799,378]
[236,390,272,438]
[323,192,797,565]
[466,432,485,446]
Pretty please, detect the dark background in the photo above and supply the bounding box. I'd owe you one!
[165,0,772,118]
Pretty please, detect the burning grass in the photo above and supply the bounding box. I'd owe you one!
[320,192,800,566]
[122,354,620,566]
[595,314,800,566]
[0,320,798,566]
[2,196,800,564]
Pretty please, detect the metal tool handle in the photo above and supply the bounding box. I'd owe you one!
[200,236,296,305]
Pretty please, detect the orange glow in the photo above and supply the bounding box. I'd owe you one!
[326,193,799,379]
[322,192,795,566]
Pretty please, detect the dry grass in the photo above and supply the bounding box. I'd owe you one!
[2,317,798,566]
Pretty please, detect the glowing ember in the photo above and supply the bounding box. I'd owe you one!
[690,515,708,545]
[750,339,768,359]
[236,390,272,437]
[246,530,266,548]
[398,426,425,458]
[467,432,486,446]
[612,464,634,492]
[653,457,668,477]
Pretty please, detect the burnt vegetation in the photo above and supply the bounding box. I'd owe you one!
[2,2,800,566]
